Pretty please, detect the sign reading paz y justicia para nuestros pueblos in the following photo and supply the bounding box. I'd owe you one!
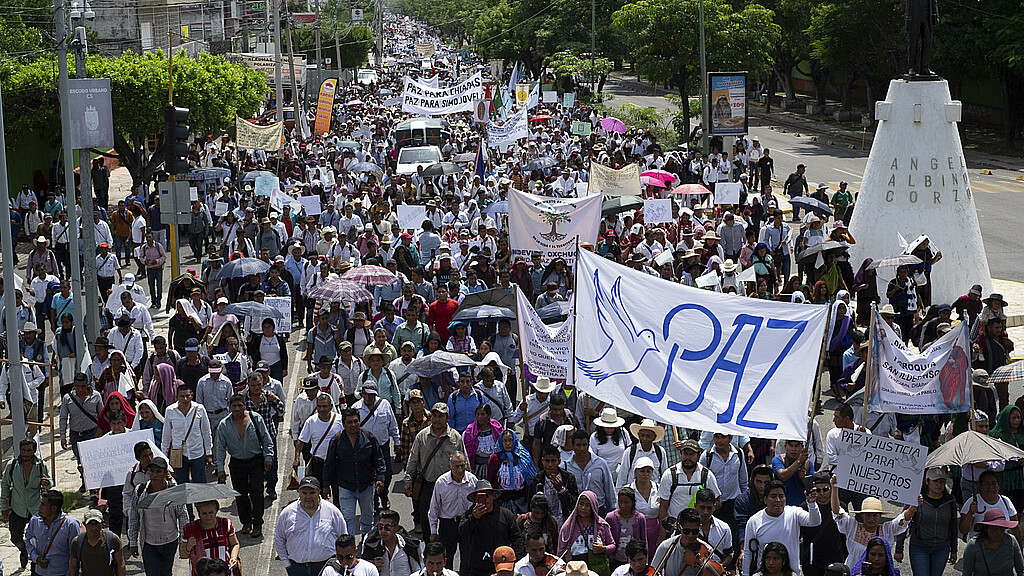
[833,428,926,506]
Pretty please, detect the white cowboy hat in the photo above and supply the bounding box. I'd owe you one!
[533,376,558,394]
[596,408,625,428]
[629,418,666,442]
[852,497,885,514]
[564,561,598,576]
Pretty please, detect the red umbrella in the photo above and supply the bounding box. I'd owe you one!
[641,169,677,184]
[529,115,553,123]
[640,175,667,188]
[670,183,712,195]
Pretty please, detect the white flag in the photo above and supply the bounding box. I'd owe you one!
[573,249,830,440]
[515,287,573,384]
[508,189,601,265]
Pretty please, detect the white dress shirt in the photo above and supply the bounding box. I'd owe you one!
[354,397,400,447]
[273,499,348,566]
[107,327,146,367]
[427,470,478,534]
[299,413,345,460]
[117,304,154,340]
[160,402,213,460]
[291,393,320,439]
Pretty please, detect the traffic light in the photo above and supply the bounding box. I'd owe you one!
[164,105,190,176]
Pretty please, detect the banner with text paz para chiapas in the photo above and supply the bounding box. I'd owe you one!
[515,286,574,384]
[314,78,337,135]
[573,249,830,440]
[866,309,972,414]
[402,73,484,116]
[508,188,601,264]
[235,115,284,151]
[588,162,642,197]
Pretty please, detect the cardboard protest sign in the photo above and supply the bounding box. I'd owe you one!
[715,182,742,204]
[299,196,322,216]
[79,429,165,490]
[397,205,428,230]
[572,121,592,136]
[542,90,558,104]
[643,199,673,224]
[265,296,292,333]
[833,428,926,506]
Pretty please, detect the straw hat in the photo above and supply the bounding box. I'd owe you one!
[533,376,558,394]
[629,418,666,442]
[595,408,625,428]
[852,497,885,514]
[564,562,598,576]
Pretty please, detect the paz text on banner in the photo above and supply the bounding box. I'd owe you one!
[508,189,601,264]
[572,249,830,439]
[589,163,642,197]
[867,309,972,414]
[402,73,484,116]
[235,115,284,151]
[833,428,926,506]
[515,286,573,384]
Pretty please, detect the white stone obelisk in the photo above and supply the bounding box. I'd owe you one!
[847,79,991,305]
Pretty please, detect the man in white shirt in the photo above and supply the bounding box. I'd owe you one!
[658,439,721,522]
[616,420,668,488]
[291,377,322,441]
[116,290,154,340]
[428,453,478,566]
[514,531,565,576]
[108,315,145,370]
[741,479,821,576]
[294,393,344,490]
[274,477,348,576]
[160,386,213,484]
[564,430,616,512]
[354,383,400,508]
[824,403,855,469]
[414,542,459,576]
[697,433,748,526]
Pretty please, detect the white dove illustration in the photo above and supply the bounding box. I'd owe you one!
[576,270,660,385]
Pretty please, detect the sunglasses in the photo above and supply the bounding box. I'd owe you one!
[679,528,700,535]
[376,524,395,531]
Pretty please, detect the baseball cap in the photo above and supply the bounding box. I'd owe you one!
[493,546,516,572]
[302,377,319,390]
[926,466,948,481]
[255,360,270,372]
[149,456,169,470]
[408,389,424,401]
[184,338,200,351]
[361,382,378,394]
[680,439,700,453]
[84,509,104,524]
[298,476,321,490]
[208,358,223,372]
[431,402,449,415]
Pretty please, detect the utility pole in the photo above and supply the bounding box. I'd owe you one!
[698,0,708,153]
[71,16,100,342]
[273,0,284,121]
[285,13,307,135]
[0,79,27,442]
[590,0,595,95]
[312,0,323,83]
[55,0,89,363]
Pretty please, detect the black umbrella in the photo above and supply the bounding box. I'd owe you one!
[537,300,572,320]
[453,304,515,322]
[239,170,276,184]
[602,195,644,217]
[796,240,849,263]
[455,288,515,314]
[524,156,557,171]
[421,162,461,177]
[216,257,271,279]
[789,196,834,217]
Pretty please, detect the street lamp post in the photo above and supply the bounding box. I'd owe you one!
[698,0,708,153]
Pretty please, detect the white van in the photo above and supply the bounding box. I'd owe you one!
[396,145,442,175]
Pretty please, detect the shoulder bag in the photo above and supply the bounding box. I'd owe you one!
[169,406,199,469]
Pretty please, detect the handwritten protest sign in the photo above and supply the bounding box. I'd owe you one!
[833,428,926,506]
[516,287,573,384]
[644,199,673,224]
[255,175,278,197]
[589,163,641,197]
[563,93,576,108]
[397,205,428,230]
[542,90,558,104]
[215,201,229,216]
[265,296,292,333]
[299,195,322,216]
[714,182,742,204]
[79,429,165,490]
[572,121,591,136]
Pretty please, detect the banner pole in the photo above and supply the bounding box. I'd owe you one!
[571,239,581,391]
[806,303,833,445]
[514,286,529,405]
[862,304,877,430]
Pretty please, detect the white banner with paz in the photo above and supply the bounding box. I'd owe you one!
[397,205,428,230]
[644,199,673,224]
[79,429,165,490]
[589,163,642,197]
[508,189,601,264]
[515,287,573,384]
[402,73,484,116]
[573,249,830,439]
[714,182,742,204]
[867,310,972,414]
[833,428,926,506]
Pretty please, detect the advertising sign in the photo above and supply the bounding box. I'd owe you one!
[708,72,748,136]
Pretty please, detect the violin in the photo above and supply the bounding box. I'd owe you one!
[681,540,728,576]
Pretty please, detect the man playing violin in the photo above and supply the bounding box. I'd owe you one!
[651,508,725,576]
[695,489,734,569]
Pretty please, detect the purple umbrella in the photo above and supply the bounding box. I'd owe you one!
[600,117,627,133]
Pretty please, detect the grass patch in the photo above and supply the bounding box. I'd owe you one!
[62,491,82,513]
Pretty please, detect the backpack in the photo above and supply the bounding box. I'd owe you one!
[700,447,745,490]
[74,529,116,576]
[669,465,710,509]
[448,388,483,425]
[627,443,665,473]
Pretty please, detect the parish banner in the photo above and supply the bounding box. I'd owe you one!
[314,78,337,135]
[508,189,601,264]
[589,163,642,197]
[573,249,830,440]
[867,310,971,413]
[515,286,573,384]
[235,113,284,150]
[402,73,484,116]
[487,107,528,148]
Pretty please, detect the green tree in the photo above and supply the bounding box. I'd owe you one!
[2,50,266,186]
[612,0,779,140]
[545,50,612,92]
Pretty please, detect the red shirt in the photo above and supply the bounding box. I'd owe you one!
[427,297,459,340]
